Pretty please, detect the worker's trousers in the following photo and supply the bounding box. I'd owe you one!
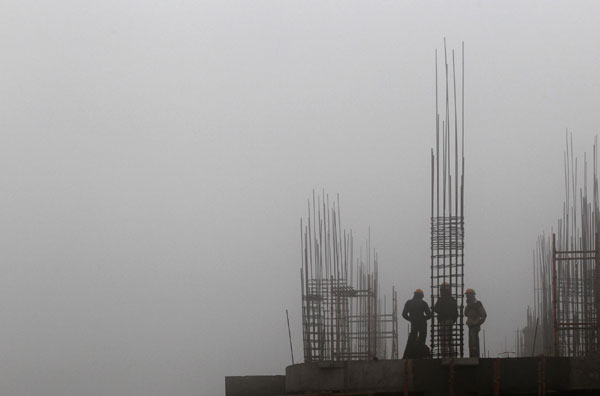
[409,321,427,345]
[468,325,480,358]
[403,321,428,359]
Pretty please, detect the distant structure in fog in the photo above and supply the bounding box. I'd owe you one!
[522,134,599,357]
[299,191,399,361]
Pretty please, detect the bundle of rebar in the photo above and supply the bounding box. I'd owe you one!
[430,40,465,358]
[524,134,600,357]
[300,191,399,362]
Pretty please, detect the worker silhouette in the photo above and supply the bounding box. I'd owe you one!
[402,288,432,358]
[434,282,458,357]
[465,288,487,358]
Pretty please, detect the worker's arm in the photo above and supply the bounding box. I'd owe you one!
[433,299,440,314]
[402,302,410,321]
[477,303,487,326]
[424,302,433,320]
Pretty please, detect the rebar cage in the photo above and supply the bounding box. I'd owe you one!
[431,216,465,358]
[430,40,466,358]
[300,192,399,362]
[525,136,600,358]
[552,233,599,357]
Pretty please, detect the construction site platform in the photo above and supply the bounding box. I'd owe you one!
[226,356,600,396]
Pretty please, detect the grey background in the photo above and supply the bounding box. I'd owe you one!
[2,1,600,395]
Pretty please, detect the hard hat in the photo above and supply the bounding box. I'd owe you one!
[465,288,476,295]
[440,282,450,288]
[414,289,424,295]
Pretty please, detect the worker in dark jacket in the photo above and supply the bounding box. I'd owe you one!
[402,289,432,358]
[465,288,487,358]
[434,282,458,357]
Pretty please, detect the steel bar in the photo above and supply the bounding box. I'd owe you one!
[524,134,599,357]
[430,39,465,358]
[300,192,399,362]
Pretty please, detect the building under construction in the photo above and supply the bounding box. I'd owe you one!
[225,41,600,396]
[300,191,399,362]
[519,135,600,360]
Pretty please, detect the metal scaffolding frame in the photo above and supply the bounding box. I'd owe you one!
[300,191,399,362]
[552,233,599,357]
[524,134,600,358]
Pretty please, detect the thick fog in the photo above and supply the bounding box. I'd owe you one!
[2,1,600,395]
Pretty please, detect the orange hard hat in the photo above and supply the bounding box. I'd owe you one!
[465,288,476,295]
[414,289,424,295]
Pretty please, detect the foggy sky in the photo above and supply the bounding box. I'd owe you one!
[2,1,600,395]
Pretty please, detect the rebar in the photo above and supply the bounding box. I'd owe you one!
[522,134,599,357]
[430,39,466,358]
[300,191,399,361]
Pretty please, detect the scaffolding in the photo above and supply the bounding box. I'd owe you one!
[552,233,599,357]
[525,134,600,357]
[430,40,465,358]
[300,192,399,362]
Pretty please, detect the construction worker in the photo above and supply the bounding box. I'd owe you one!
[465,288,487,358]
[434,282,458,357]
[402,289,432,358]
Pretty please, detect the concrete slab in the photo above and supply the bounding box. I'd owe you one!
[225,375,285,396]
[284,357,600,395]
[441,357,479,366]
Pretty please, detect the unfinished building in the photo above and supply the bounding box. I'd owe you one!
[225,41,600,396]
[300,191,399,362]
[520,135,600,359]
